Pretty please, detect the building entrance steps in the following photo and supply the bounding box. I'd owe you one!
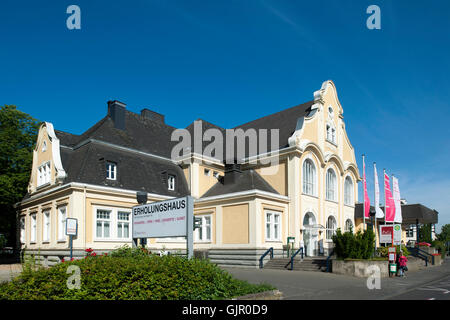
[263,256,328,272]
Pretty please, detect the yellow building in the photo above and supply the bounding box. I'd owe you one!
[17,80,363,267]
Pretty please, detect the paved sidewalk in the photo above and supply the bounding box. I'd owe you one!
[0,264,22,284]
[223,258,450,300]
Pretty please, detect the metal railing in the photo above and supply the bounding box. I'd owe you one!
[325,248,335,272]
[259,247,273,269]
[285,247,304,270]
[409,247,434,266]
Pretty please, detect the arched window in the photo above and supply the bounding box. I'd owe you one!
[326,216,337,240]
[344,176,354,205]
[345,219,353,232]
[326,168,337,201]
[302,159,316,196]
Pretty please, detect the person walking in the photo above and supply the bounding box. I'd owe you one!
[398,253,408,277]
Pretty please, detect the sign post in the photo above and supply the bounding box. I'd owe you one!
[132,196,194,259]
[65,218,78,260]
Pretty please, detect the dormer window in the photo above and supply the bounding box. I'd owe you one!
[106,162,117,180]
[42,141,47,152]
[168,174,176,191]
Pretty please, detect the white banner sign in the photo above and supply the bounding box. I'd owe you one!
[379,224,402,244]
[132,196,193,239]
[392,176,402,223]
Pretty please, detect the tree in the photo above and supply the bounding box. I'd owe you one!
[0,105,40,247]
[419,224,433,243]
[437,224,450,242]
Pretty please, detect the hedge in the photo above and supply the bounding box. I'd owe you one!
[0,247,273,300]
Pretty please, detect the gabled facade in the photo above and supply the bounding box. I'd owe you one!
[16,80,361,267]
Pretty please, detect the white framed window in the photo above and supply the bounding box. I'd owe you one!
[326,123,336,144]
[94,207,132,241]
[37,161,51,187]
[58,207,67,241]
[106,162,117,180]
[42,141,47,152]
[168,175,176,191]
[96,209,111,238]
[265,211,281,241]
[43,210,50,242]
[117,211,130,238]
[302,158,316,196]
[20,217,25,243]
[344,176,354,206]
[326,216,337,241]
[194,215,212,242]
[326,168,337,201]
[30,214,37,243]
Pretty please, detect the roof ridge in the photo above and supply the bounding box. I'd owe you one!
[234,100,314,129]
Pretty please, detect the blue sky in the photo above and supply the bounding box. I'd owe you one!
[1,0,449,230]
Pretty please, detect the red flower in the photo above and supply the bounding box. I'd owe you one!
[71,258,74,261]
[91,252,97,257]
[104,253,108,256]
[85,248,93,253]
[61,258,65,263]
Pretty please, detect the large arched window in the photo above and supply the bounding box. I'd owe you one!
[326,216,337,240]
[302,159,316,196]
[344,176,354,205]
[326,168,337,201]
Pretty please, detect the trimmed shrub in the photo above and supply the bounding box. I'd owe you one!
[0,247,273,300]
[332,228,375,259]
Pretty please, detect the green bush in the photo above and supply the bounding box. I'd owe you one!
[376,245,409,258]
[432,240,446,259]
[332,228,375,259]
[0,247,273,300]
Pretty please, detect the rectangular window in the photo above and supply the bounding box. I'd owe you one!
[20,217,25,243]
[168,175,175,191]
[265,211,281,241]
[43,210,50,242]
[194,215,211,242]
[37,162,51,187]
[117,211,130,238]
[106,162,117,180]
[58,207,67,240]
[96,210,111,238]
[30,214,37,243]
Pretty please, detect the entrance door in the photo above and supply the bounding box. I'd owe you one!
[303,212,318,257]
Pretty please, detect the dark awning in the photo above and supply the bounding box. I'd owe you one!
[354,203,438,225]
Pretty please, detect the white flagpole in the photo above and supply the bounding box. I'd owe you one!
[383,168,387,247]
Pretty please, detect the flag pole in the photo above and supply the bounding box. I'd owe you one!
[374,162,378,250]
[363,154,366,231]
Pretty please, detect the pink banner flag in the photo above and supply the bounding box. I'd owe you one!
[363,157,370,218]
[384,172,396,222]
